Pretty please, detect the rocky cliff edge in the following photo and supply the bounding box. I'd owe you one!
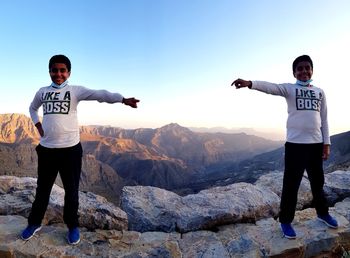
[1,170,350,257]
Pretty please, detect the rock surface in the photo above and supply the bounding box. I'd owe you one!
[0,176,128,231]
[1,204,350,257]
[121,182,280,233]
[1,171,350,257]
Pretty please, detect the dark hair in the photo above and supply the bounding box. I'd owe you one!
[49,55,71,72]
[292,55,313,73]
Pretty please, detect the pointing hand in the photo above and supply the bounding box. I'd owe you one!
[122,97,140,108]
[231,79,252,89]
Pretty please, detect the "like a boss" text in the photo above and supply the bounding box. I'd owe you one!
[42,91,71,115]
[295,88,321,111]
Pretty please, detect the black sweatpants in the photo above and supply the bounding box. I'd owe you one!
[279,142,329,224]
[28,142,83,229]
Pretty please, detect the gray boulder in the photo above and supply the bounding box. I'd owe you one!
[0,176,127,230]
[255,170,350,208]
[325,170,350,201]
[255,171,313,209]
[121,182,280,232]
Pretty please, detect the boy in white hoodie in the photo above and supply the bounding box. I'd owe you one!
[21,54,139,245]
[231,55,337,239]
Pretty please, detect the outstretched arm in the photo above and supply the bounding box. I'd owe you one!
[231,79,252,89]
[76,86,140,107]
[122,97,140,108]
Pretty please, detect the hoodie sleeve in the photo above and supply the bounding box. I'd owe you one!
[75,86,124,103]
[29,89,43,125]
[251,81,290,97]
[320,89,330,144]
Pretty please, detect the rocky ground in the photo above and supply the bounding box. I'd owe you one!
[1,171,350,257]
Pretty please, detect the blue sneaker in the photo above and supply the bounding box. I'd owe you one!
[280,223,296,239]
[317,214,338,228]
[67,227,80,245]
[21,224,42,240]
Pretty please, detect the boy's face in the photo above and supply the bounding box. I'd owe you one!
[49,63,70,85]
[293,61,313,82]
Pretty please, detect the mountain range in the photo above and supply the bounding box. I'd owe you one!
[1,113,349,203]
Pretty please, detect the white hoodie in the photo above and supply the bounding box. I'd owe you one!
[29,84,124,148]
[251,81,330,144]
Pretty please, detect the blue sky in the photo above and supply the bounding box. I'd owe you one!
[1,0,349,137]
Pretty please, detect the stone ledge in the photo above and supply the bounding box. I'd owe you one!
[1,204,350,258]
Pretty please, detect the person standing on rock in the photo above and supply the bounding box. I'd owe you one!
[231,55,338,239]
[21,54,139,245]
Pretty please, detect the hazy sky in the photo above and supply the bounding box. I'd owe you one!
[1,0,349,136]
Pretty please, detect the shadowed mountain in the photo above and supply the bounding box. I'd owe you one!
[0,114,125,203]
[215,131,350,187]
[2,113,349,201]
[79,123,283,191]
[0,113,283,200]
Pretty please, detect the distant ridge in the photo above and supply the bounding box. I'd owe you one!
[0,113,283,200]
[0,113,39,144]
[189,126,285,141]
[1,113,349,202]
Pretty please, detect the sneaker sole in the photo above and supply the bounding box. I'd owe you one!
[283,233,296,239]
[317,217,338,229]
[67,237,81,245]
[21,226,42,241]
